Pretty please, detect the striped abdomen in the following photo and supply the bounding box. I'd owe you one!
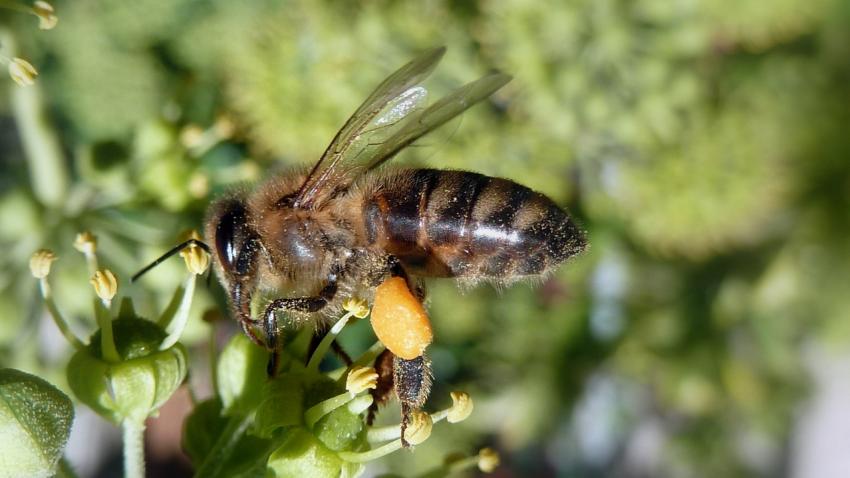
[361,169,586,279]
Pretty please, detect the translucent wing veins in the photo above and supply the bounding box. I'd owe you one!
[293,47,446,208]
[292,47,512,210]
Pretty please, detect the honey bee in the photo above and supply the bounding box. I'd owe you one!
[135,47,586,444]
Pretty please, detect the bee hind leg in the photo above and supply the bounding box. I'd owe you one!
[393,353,432,447]
[367,350,434,448]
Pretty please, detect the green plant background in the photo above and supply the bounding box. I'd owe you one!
[1,0,849,476]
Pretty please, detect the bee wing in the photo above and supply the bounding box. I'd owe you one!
[293,47,446,209]
[364,72,512,171]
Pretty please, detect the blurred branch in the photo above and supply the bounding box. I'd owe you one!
[1,28,69,208]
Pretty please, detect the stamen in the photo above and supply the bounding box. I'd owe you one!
[73,231,98,274]
[29,250,83,349]
[306,310,355,371]
[90,269,118,307]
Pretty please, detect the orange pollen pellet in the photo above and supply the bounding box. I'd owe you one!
[370,276,433,360]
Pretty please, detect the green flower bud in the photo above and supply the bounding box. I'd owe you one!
[66,316,187,424]
[266,428,363,478]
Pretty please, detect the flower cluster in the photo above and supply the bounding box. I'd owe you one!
[185,297,498,477]
[30,231,209,478]
[0,1,58,86]
[32,232,498,476]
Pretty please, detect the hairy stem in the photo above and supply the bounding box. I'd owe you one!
[122,421,146,478]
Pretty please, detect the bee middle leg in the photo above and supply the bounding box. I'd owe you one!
[368,349,395,425]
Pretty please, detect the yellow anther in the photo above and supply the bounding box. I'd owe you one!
[405,410,433,446]
[342,297,370,319]
[9,58,37,87]
[477,448,500,473]
[345,366,378,395]
[29,249,57,279]
[447,391,473,423]
[32,1,58,30]
[179,231,210,275]
[90,269,118,302]
[73,231,98,255]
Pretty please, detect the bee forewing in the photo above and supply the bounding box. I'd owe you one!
[344,86,429,167]
[295,47,446,208]
[366,72,512,170]
[373,86,428,128]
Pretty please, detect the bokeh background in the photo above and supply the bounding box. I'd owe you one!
[1,0,849,476]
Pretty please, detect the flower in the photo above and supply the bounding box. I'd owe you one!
[8,58,37,87]
[342,297,370,319]
[29,249,57,279]
[404,410,433,446]
[478,447,500,472]
[90,269,118,303]
[32,1,58,30]
[447,391,473,423]
[179,233,210,275]
[73,231,97,255]
[345,366,378,395]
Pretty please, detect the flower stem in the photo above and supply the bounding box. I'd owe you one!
[158,273,196,350]
[0,1,32,15]
[39,279,84,349]
[94,299,120,362]
[338,439,404,463]
[307,311,354,371]
[304,391,356,429]
[416,455,479,478]
[0,29,69,208]
[329,340,386,381]
[122,420,146,478]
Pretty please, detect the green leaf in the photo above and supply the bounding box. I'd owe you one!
[183,397,229,465]
[217,334,269,415]
[253,372,309,438]
[189,407,273,478]
[0,368,74,478]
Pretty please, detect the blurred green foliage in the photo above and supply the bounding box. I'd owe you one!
[1,0,849,476]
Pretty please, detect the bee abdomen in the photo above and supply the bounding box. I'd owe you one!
[363,169,586,280]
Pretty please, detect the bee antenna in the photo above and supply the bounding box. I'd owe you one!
[131,239,212,283]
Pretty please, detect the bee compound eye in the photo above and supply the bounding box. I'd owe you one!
[214,202,248,272]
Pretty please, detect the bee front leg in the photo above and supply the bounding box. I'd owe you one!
[261,273,339,375]
[232,282,265,347]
